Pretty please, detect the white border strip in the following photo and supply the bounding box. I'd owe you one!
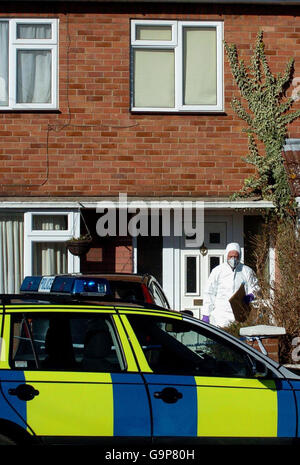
[0,200,274,209]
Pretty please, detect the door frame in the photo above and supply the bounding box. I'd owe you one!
[163,211,243,312]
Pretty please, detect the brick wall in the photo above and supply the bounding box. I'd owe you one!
[0,3,300,198]
[246,337,280,362]
[81,237,133,273]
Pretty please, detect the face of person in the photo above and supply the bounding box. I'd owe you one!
[227,250,240,269]
[227,251,239,260]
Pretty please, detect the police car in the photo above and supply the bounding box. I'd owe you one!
[0,275,300,445]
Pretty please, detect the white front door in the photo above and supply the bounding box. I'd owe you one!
[180,222,227,318]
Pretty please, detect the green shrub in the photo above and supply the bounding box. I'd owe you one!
[224,31,300,220]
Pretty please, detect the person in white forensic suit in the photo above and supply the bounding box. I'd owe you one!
[201,242,259,328]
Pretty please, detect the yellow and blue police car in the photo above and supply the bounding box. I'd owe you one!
[0,275,300,445]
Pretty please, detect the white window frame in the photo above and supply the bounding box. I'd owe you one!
[130,19,224,113]
[1,18,58,110]
[24,211,80,276]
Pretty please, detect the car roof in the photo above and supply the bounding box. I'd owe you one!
[57,273,153,283]
[0,293,177,314]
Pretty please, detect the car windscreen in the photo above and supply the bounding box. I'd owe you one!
[108,280,145,303]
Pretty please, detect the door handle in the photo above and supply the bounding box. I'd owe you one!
[8,384,39,401]
[154,387,183,404]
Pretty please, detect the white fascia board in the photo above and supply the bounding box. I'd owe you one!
[283,139,300,151]
[0,201,80,210]
[0,199,274,210]
[205,200,273,209]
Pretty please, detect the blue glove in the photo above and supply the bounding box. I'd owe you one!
[202,315,210,323]
[243,293,254,304]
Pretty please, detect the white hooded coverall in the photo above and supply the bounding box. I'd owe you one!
[202,243,259,328]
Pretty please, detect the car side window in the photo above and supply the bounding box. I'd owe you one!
[128,315,253,378]
[10,313,126,372]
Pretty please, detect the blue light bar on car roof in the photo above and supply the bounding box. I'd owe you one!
[20,276,43,292]
[20,276,111,297]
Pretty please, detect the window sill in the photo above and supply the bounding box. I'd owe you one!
[0,109,61,114]
[130,108,227,116]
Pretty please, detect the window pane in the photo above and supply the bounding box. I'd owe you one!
[32,215,68,231]
[186,256,197,293]
[209,233,220,244]
[11,313,125,372]
[134,49,174,108]
[128,316,252,377]
[0,214,24,293]
[0,22,9,106]
[210,256,220,273]
[17,24,52,39]
[17,50,51,103]
[183,27,217,105]
[136,26,172,41]
[32,242,67,275]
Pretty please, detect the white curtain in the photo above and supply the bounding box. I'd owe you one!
[32,243,67,276]
[183,27,217,105]
[134,49,175,108]
[0,215,24,293]
[136,26,172,41]
[17,24,51,40]
[32,215,68,231]
[17,25,51,104]
[32,215,68,275]
[0,22,8,105]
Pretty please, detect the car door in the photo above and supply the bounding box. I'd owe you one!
[123,311,297,442]
[1,306,151,443]
[119,310,200,437]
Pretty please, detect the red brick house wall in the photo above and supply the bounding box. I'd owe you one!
[81,237,133,273]
[246,337,280,362]
[0,2,300,199]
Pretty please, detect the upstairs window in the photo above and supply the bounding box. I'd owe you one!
[130,20,223,113]
[0,18,58,110]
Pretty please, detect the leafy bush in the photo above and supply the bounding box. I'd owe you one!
[224,31,300,219]
[225,220,300,363]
